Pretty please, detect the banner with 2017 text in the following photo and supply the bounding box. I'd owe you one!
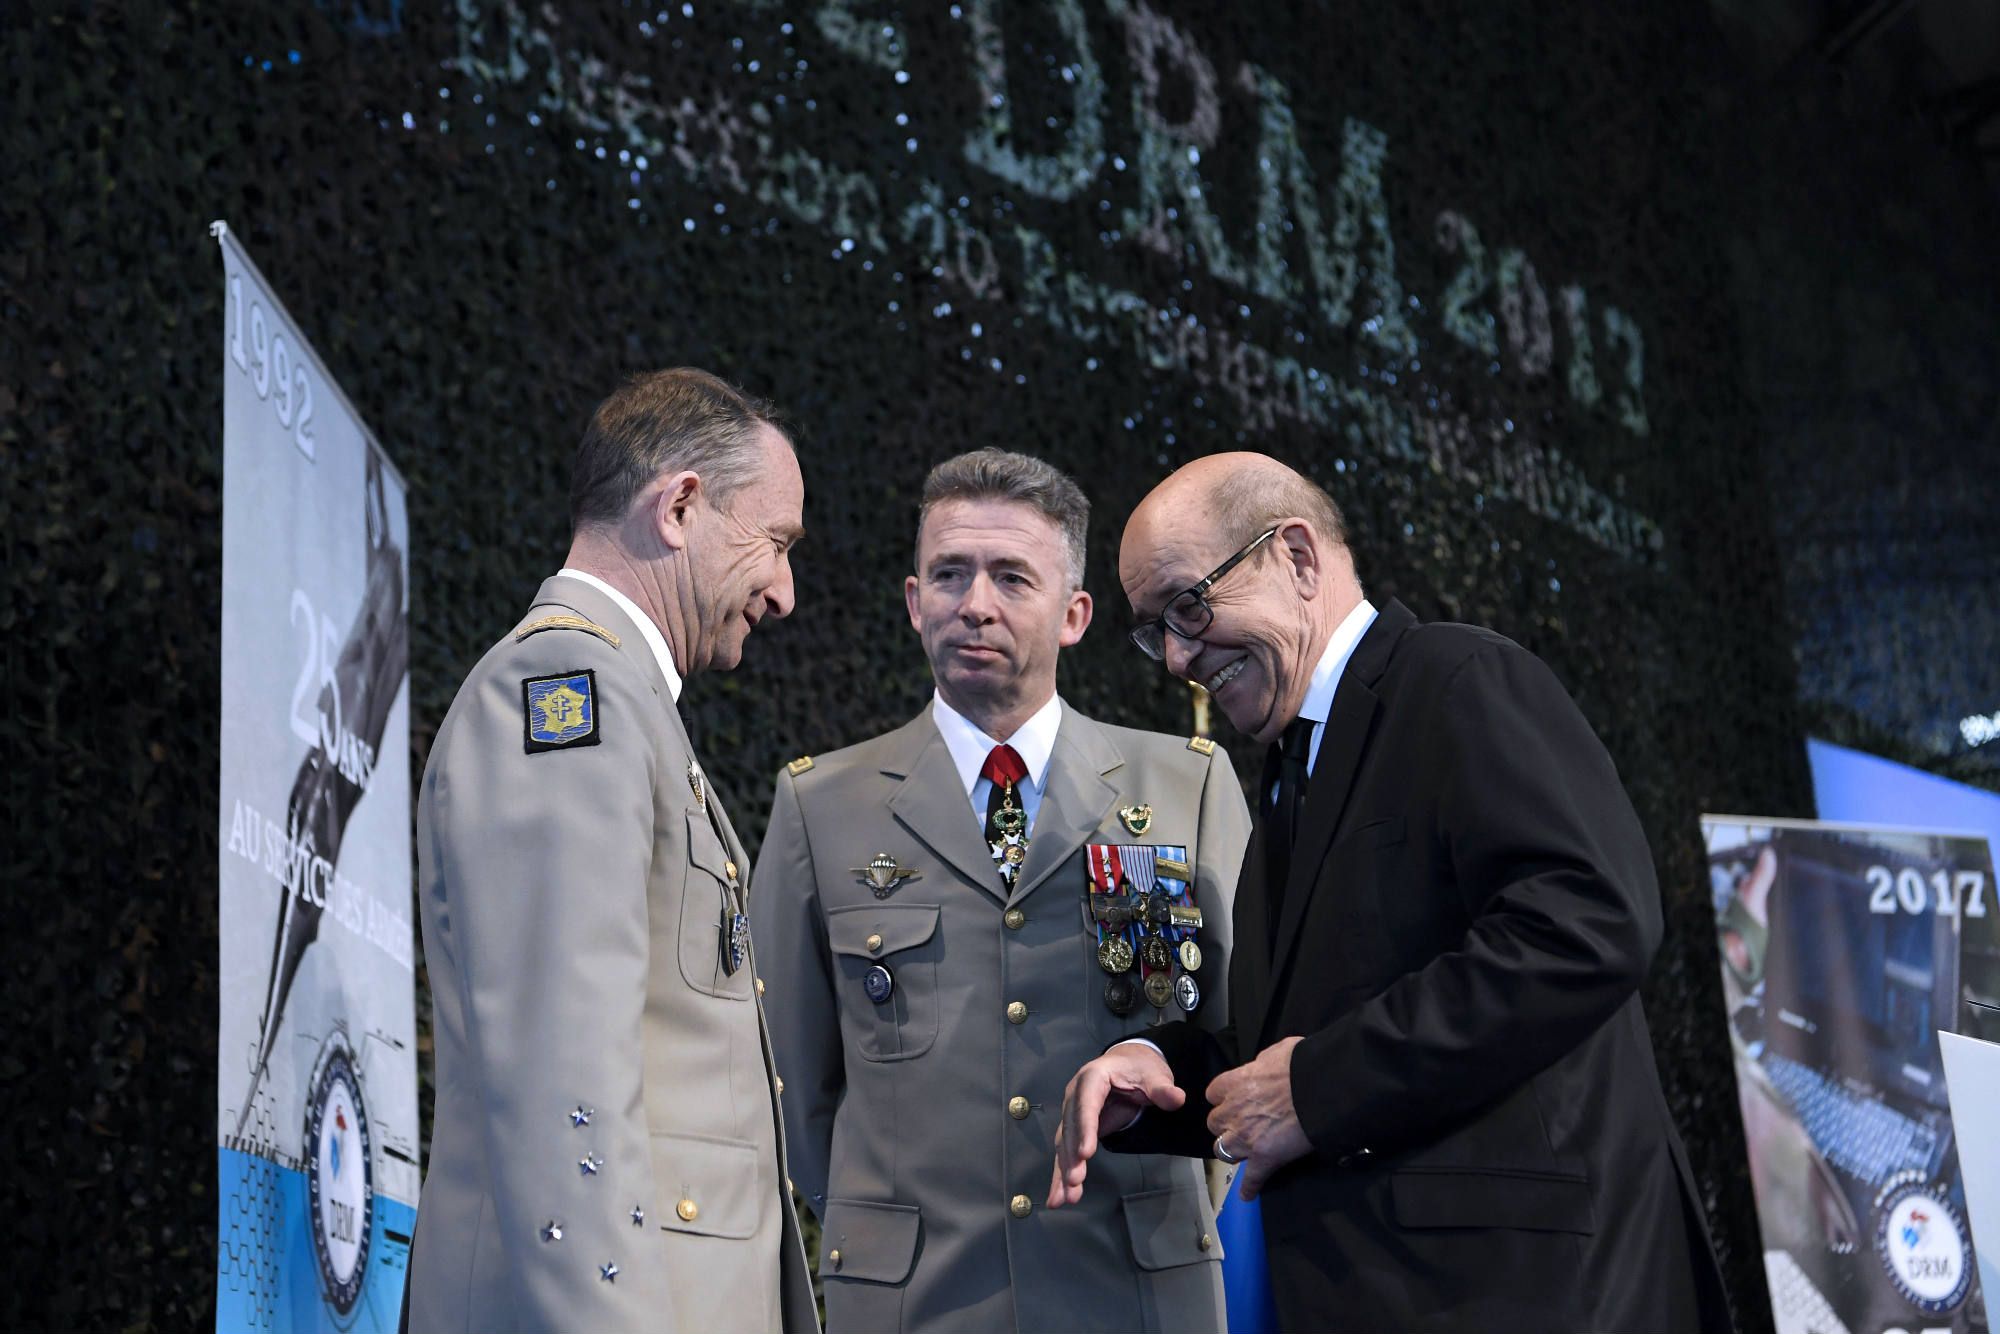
[214,223,418,1333]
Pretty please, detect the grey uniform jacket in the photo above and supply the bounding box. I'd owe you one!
[407,576,817,1334]
[751,703,1252,1334]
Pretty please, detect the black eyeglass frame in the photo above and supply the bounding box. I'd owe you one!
[1128,526,1281,661]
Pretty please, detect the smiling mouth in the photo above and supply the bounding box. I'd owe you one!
[1203,657,1248,693]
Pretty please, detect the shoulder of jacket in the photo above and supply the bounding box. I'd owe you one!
[513,612,621,648]
[1089,720,1230,770]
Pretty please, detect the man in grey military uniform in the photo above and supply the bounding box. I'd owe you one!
[752,450,1251,1333]
[408,368,818,1333]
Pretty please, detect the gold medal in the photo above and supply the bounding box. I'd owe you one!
[1140,934,1173,971]
[1178,940,1202,972]
[1143,971,1174,1008]
[1004,843,1026,865]
[1098,936,1135,974]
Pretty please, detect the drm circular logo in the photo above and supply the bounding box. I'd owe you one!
[306,1035,374,1315]
[1873,1174,1970,1313]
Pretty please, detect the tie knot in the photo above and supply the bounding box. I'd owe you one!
[1281,717,1314,763]
[981,743,1028,787]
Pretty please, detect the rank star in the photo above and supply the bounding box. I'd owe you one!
[570,1105,594,1128]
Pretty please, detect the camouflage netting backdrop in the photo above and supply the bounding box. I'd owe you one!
[6,1,1996,1329]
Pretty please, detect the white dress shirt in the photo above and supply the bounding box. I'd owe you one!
[556,567,684,702]
[1289,599,1378,779]
[931,690,1062,835]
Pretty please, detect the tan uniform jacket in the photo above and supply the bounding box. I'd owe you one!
[752,704,1251,1333]
[407,576,817,1333]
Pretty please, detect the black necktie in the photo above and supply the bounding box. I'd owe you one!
[1263,717,1315,943]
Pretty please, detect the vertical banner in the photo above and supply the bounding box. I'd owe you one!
[213,223,418,1332]
[1703,816,1994,1334]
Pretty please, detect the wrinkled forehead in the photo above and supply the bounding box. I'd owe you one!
[1120,520,1231,614]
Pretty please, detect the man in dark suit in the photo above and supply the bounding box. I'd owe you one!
[1048,453,1730,1333]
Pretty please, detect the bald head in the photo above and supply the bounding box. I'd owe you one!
[1120,453,1362,743]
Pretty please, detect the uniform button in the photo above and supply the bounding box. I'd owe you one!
[756,977,766,997]
[1008,1095,1031,1120]
[1006,1001,1028,1025]
[866,933,884,954]
[725,859,738,882]
[1004,908,1026,930]
[676,1198,698,1222]
[1198,1233,1213,1252]
[775,1076,785,1095]
[828,1249,843,1271]
[1009,1194,1032,1218]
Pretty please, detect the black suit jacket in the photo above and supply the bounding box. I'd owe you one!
[1110,602,1731,1333]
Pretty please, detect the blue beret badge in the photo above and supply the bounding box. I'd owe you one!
[523,670,601,753]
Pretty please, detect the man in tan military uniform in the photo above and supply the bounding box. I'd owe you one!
[752,450,1250,1333]
[408,369,818,1333]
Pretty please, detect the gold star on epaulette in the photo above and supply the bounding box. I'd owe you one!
[1187,736,1216,756]
[515,614,620,647]
[787,755,815,776]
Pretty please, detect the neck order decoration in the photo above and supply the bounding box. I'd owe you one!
[982,744,1030,892]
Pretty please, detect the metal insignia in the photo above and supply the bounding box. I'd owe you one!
[852,852,922,898]
[1104,976,1139,1016]
[687,760,706,810]
[1118,804,1154,836]
[541,1220,564,1243]
[721,908,750,976]
[600,1261,620,1283]
[1143,971,1175,1008]
[863,964,895,1004]
[569,1105,594,1128]
[1175,973,1201,1012]
[1178,939,1203,972]
[1098,936,1135,974]
[1141,935,1173,971]
[631,1205,645,1227]
[579,1153,602,1176]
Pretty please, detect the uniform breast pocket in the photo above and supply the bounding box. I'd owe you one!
[677,810,753,1001]
[825,903,940,1062]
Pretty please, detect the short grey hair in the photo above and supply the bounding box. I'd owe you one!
[1209,466,1349,553]
[916,449,1090,589]
[569,367,791,530]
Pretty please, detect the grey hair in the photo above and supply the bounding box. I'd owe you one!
[916,449,1090,589]
[1209,465,1349,553]
[569,367,791,530]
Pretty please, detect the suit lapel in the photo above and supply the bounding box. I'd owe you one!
[1259,601,1416,1041]
[884,715,1013,906]
[1011,713,1121,904]
[1233,817,1279,1047]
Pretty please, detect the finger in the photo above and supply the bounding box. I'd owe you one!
[1047,1153,1071,1209]
[1204,1070,1238,1107]
[1141,1075,1186,1112]
[1237,1157,1271,1202]
[1060,1067,1109,1174]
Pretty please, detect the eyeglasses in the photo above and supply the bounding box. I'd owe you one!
[1128,527,1280,661]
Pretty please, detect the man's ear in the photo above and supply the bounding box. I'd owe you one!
[1277,518,1323,600]
[649,470,703,552]
[1058,588,1094,648]
[904,573,923,634]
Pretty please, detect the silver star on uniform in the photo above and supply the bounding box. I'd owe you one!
[600,1261,620,1283]
[579,1153,602,1176]
[541,1220,564,1243]
[631,1204,645,1227]
[570,1105,594,1128]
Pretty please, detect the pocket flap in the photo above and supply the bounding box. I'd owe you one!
[819,1198,922,1284]
[1121,1186,1221,1271]
[651,1133,762,1240]
[826,903,940,959]
[685,809,736,882]
[1390,1167,1595,1235]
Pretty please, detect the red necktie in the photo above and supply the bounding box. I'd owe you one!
[982,745,1030,889]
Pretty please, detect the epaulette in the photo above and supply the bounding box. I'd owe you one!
[1187,736,1215,756]
[786,755,815,776]
[515,614,620,648]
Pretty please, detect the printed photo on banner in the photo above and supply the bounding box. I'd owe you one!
[1702,815,1996,1334]
[212,223,419,1334]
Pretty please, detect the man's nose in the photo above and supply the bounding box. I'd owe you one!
[1162,631,1200,681]
[959,572,999,623]
[766,555,797,620]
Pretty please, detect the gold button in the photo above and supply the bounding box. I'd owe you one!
[1198,1233,1213,1252]
[1003,908,1026,930]
[775,1075,785,1095]
[676,1197,698,1222]
[828,1249,843,1271]
[756,977,766,997]
[725,859,738,881]
[866,933,884,954]
[1006,1001,1028,1025]
[1008,1096,1031,1120]
[1009,1194,1032,1218]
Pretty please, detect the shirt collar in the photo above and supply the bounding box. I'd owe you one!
[555,568,684,702]
[1296,599,1378,725]
[930,691,1064,797]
